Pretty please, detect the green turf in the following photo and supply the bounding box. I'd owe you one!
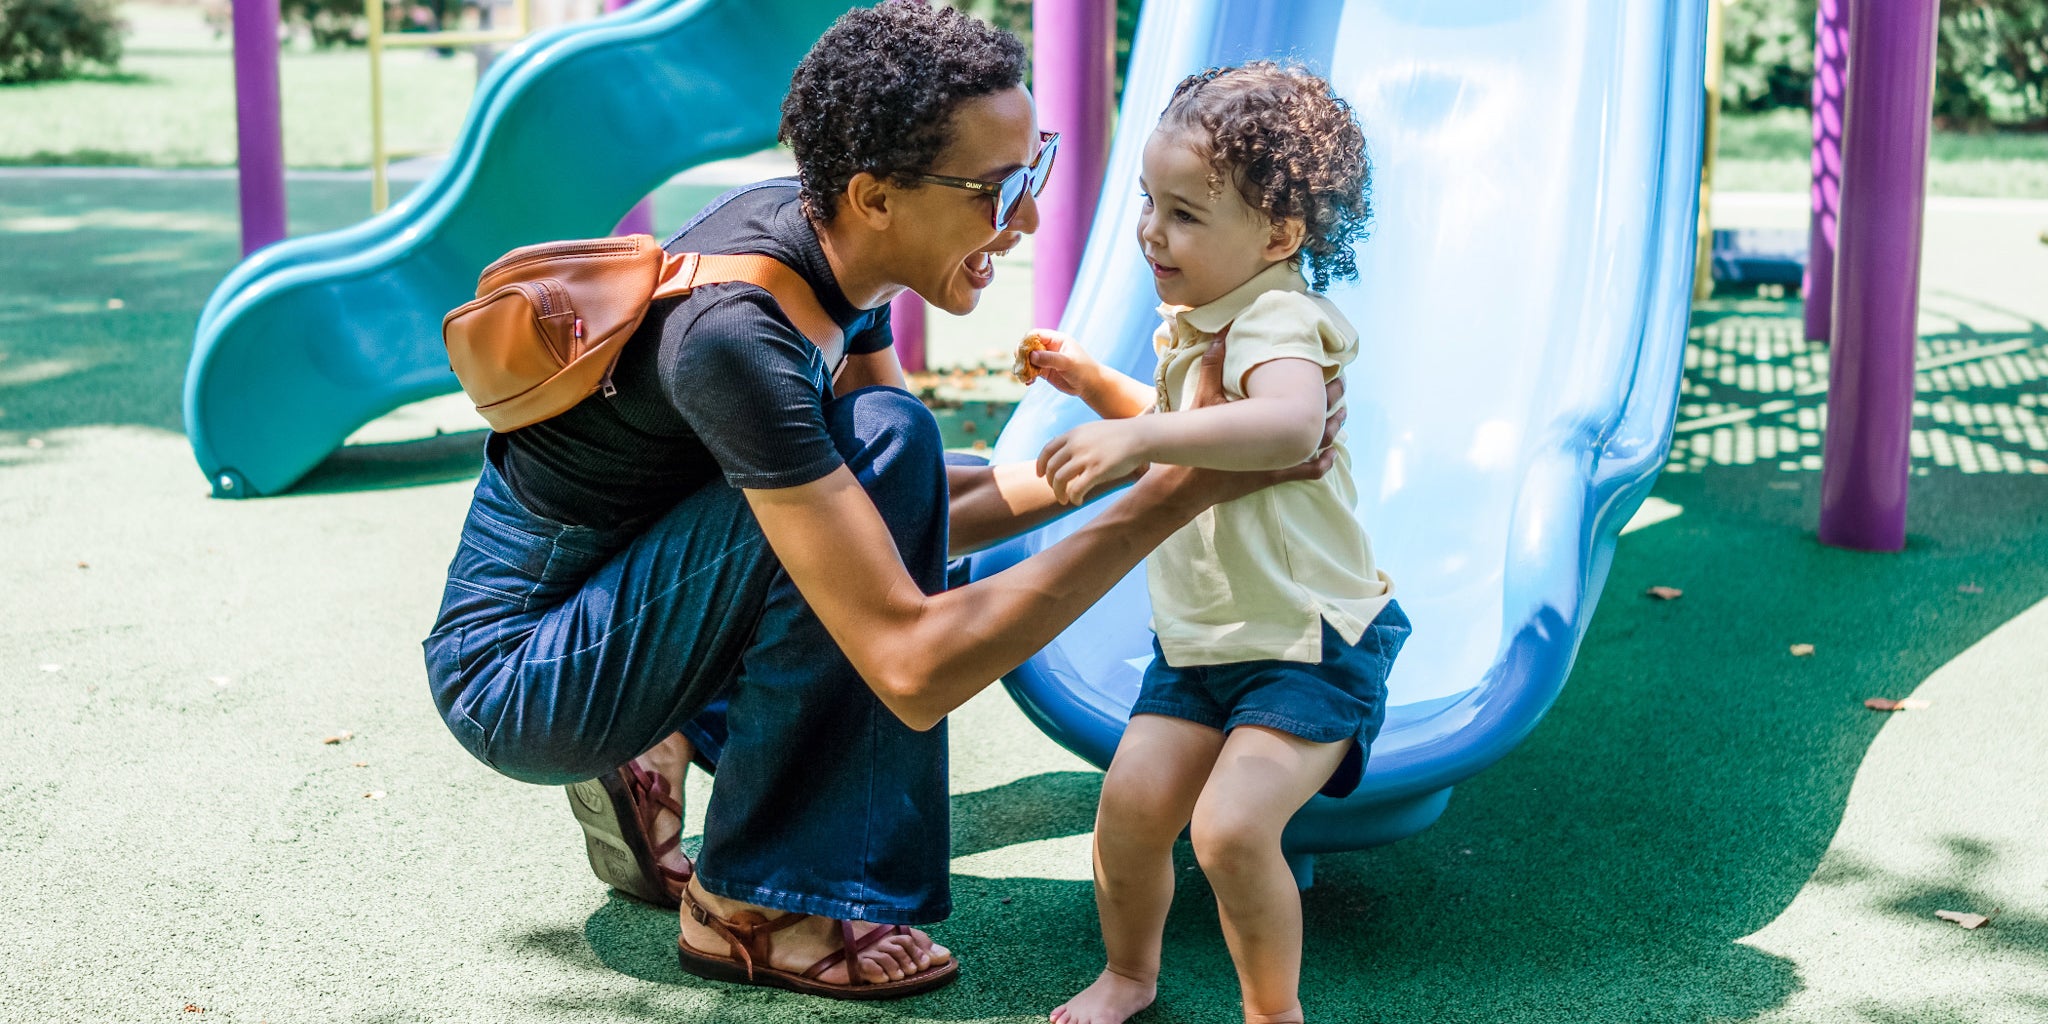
[0,2,478,168]
[3,176,2046,1023]
[1717,109,2048,197]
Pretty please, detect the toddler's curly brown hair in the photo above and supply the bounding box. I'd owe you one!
[1158,61,1371,291]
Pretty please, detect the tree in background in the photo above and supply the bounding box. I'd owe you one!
[1939,0,2047,128]
[947,0,1141,104]
[1719,0,2047,129]
[0,0,124,83]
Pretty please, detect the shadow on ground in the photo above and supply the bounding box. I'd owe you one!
[556,459,2048,1023]
[290,430,488,494]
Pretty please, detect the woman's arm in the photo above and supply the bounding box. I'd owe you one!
[946,460,1096,556]
[1038,357,1328,504]
[745,342,1337,731]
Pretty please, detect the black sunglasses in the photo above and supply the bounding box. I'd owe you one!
[903,131,1060,231]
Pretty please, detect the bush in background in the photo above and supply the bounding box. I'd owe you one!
[1938,0,2048,129]
[1721,0,1816,113]
[1719,0,2048,129]
[0,0,124,83]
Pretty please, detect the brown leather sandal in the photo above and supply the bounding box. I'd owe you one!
[564,759,692,908]
[676,884,960,1000]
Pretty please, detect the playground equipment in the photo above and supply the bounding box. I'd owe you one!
[364,0,534,213]
[970,0,1707,882]
[193,0,1941,873]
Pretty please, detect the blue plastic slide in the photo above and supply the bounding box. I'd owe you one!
[183,0,856,497]
[971,0,1705,879]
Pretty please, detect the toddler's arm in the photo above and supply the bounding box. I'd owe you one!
[1039,357,1328,504]
[1014,329,1155,420]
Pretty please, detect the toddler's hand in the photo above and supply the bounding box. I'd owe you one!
[1012,329,1097,396]
[1037,419,1149,505]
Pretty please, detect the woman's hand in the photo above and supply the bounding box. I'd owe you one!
[1037,419,1152,505]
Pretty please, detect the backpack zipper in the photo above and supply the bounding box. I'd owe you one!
[480,237,640,285]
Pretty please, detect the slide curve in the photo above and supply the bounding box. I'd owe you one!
[971,0,1706,875]
[183,0,855,497]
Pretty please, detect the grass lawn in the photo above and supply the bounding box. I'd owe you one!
[1717,108,2048,197]
[0,2,477,168]
[8,3,2048,197]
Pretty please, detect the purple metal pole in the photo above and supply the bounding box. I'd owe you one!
[1817,0,1939,552]
[607,0,657,237]
[230,0,287,255]
[892,291,928,372]
[1031,0,1114,329]
[1802,0,1848,341]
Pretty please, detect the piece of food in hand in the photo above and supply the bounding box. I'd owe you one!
[1013,334,1050,384]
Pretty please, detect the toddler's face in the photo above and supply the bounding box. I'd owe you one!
[1134,129,1301,309]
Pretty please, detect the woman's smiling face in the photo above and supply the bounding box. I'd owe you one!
[887,86,1044,315]
[1134,128,1301,309]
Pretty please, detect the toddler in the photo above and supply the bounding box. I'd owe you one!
[1017,62,1408,1024]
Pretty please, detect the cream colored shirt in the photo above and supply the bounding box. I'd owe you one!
[1147,261,1394,666]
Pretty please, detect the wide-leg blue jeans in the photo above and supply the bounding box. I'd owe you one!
[422,386,953,924]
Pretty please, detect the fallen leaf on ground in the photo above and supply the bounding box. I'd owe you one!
[364,791,386,800]
[1935,909,1989,930]
[322,731,353,745]
[351,761,369,768]
[183,1005,204,1013]
[1645,586,1683,600]
[76,561,89,569]
[1957,583,1984,594]
[1865,697,1932,712]
[1789,644,1815,657]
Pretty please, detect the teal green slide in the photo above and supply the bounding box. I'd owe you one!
[182,0,855,497]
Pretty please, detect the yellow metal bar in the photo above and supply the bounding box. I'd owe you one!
[515,0,530,36]
[381,29,526,48]
[1695,0,1725,302]
[367,0,389,212]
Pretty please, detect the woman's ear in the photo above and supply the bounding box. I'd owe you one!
[841,171,895,230]
[1264,216,1307,262]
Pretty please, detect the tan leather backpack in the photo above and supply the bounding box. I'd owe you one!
[442,234,844,432]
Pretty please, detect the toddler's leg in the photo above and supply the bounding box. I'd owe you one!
[1189,726,1351,1024]
[1051,714,1224,1024]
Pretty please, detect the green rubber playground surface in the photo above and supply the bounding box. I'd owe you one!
[2,176,2045,1023]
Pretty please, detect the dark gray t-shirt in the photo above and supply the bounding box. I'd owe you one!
[495,181,892,529]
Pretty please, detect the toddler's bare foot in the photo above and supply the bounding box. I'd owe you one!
[1050,967,1156,1024]
[1244,1008,1304,1024]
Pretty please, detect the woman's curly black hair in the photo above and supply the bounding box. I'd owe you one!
[779,1,1027,221]
[1159,61,1372,291]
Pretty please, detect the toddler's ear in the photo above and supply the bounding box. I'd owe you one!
[1264,217,1307,263]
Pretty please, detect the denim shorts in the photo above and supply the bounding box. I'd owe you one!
[1132,601,1410,799]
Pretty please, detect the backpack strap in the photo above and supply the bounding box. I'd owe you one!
[652,251,847,353]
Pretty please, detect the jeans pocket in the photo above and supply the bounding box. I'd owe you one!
[426,626,502,770]
[450,503,562,604]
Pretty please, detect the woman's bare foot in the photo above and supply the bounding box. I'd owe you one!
[678,878,953,985]
[1050,967,1157,1024]
[633,733,695,886]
